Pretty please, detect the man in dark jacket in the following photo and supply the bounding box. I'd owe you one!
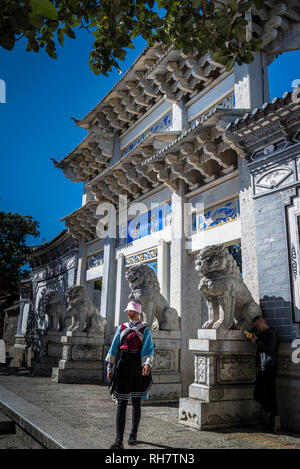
[250,316,280,433]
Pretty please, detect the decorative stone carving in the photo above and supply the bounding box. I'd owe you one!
[179,329,260,430]
[66,285,106,336]
[195,244,262,330]
[125,264,180,331]
[43,290,68,332]
[217,356,256,384]
[32,252,77,282]
[254,166,294,194]
[153,350,175,370]
[71,344,101,361]
[281,187,297,206]
[125,248,158,267]
[194,355,207,384]
[179,409,198,425]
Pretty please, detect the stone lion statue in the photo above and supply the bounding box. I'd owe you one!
[195,244,261,330]
[125,264,180,331]
[43,290,69,332]
[65,285,106,336]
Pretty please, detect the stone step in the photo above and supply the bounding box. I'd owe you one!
[0,410,15,433]
[0,385,102,449]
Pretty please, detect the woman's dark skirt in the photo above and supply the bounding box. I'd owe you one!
[109,349,152,400]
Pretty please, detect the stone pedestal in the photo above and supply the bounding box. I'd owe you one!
[52,331,104,384]
[178,329,261,429]
[147,330,182,403]
[9,334,27,367]
[34,331,64,376]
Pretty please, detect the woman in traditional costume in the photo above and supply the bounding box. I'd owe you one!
[106,300,154,449]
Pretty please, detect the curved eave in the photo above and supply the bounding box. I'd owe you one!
[227,90,300,134]
[78,45,160,128]
[30,229,72,257]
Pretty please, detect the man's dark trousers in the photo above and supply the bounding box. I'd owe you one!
[253,366,277,415]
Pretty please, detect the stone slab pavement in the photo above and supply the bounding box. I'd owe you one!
[0,433,30,450]
[1,368,300,450]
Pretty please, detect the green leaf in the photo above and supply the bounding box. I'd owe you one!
[192,0,202,8]
[46,44,57,58]
[30,0,58,21]
[253,0,264,9]
[14,9,29,30]
[0,28,15,50]
[227,0,238,12]
[64,26,76,39]
[57,28,64,46]
[28,13,44,29]
[157,0,170,9]
[232,23,246,42]
[68,0,78,13]
[225,58,235,71]
[238,1,252,14]
[240,50,254,63]
[211,51,230,65]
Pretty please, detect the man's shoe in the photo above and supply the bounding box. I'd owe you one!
[128,433,138,446]
[110,439,124,449]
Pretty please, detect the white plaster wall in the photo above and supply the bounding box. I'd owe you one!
[188,219,241,253]
[126,186,172,211]
[120,101,180,150]
[86,264,104,281]
[187,73,234,122]
[86,238,105,256]
[187,176,240,252]
[115,226,171,260]
[188,176,239,207]
[21,303,30,334]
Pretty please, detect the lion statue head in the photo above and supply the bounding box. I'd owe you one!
[43,290,62,304]
[125,264,160,293]
[65,285,85,309]
[195,244,240,278]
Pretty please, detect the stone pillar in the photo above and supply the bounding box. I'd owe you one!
[149,330,182,403]
[157,239,169,302]
[100,235,117,344]
[234,51,269,109]
[114,253,130,328]
[35,331,65,376]
[179,329,260,430]
[10,301,30,368]
[234,51,270,303]
[76,237,87,286]
[82,184,92,205]
[170,180,202,396]
[238,157,260,303]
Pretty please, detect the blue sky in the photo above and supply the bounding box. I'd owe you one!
[0,29,300,246]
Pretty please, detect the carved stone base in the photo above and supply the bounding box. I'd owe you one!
[52,331,104,384]
[147,330,182,403]
[178,329,260,429]
[179,398,260,430]
[34,331,64,377]
[9,335,27,368]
